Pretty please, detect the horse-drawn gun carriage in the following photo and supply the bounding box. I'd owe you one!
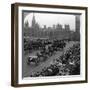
[27,52,48,66]
[27,56,39,66]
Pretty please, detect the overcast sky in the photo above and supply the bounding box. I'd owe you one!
[24,12,76,30]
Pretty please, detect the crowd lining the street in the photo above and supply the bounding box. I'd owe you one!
[29,42,80,77]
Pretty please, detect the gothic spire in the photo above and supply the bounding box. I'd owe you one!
[32,13,36,27]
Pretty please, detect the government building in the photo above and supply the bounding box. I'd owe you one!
[24,14,80,41]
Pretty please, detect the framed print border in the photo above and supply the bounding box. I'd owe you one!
[11,3,88,87]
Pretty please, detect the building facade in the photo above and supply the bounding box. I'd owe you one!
[24,14,80,41]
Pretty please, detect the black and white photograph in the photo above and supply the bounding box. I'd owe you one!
[11,3,87,87]
[22,11,81,78]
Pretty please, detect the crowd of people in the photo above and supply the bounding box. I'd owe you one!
[24,38,66,52]
[26,39,66,65]
[61,43,80,75]
[30,43,80,77]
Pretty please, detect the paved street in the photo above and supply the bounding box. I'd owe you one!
[23,41,77,77]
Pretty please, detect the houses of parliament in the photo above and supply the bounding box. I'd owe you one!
[24,14,80,41]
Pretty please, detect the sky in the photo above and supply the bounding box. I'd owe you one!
[24,12,76,31]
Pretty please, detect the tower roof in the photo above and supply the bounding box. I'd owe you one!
[32,13,36,27]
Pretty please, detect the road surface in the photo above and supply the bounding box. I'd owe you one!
[22,41,77,77]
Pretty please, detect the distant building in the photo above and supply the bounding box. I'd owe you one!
[24,21,29,28]
[24,13,80,41]
[32,13,36,28]
[31,13,40,30]
[75,15,80,33]
[75,15,80,41]
[43,25,47,31]
[53,24,55,30]
[56,24,62,30]
[71,15,80,41]
[65,24,70,31]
